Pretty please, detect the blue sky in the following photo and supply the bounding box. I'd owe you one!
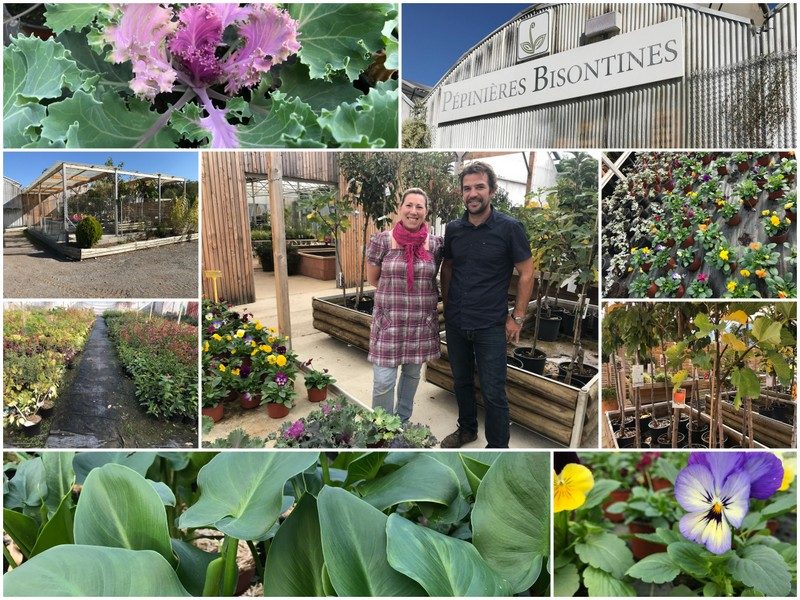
[3,152,199,187]
[402,3,529,87]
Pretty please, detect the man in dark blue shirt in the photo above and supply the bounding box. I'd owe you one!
[440,161,534,448]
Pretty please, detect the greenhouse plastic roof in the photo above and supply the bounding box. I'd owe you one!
[22,162,185,195]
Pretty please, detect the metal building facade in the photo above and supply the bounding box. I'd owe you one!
[424,2,796,149]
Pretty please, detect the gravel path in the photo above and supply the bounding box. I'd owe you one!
[3,231,198,298]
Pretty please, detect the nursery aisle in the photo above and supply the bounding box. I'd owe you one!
[46,317,194,448]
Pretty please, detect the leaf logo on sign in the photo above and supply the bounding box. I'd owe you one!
[520,22,547,56]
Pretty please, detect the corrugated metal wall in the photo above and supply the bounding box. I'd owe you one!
[425,2,796,148]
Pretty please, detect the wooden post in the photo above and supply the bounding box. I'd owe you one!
[62,163,68,242]
[114,168,119,236]
[267,153,292,348]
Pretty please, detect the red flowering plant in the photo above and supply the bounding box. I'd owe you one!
[4,3,398,148]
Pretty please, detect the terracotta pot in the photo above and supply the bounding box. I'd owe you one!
[743,195,759,208]
[603,489,630,523]
[628,521,667,560]
[702,154,714,165]
[651,477,672,491]
[202,404,224,423]
[673,389,686,404]
[786,208,795,223]
[307,386,328,402]
[726,213,741,226]
[768,230,789,244]
[240,393,261,409]
[716,166,729,176]
[647,283,658,298]
[768,190,786,201]
[680,234,694,249]
[688,255,703,272]
[665,238,675,248]
[641,262,652,273]
[737,160,750,173]
[267,402,291,419]
[683,185,693,194]
[756,154,772,167]
[667,257,677,269]
[675,284,685,298]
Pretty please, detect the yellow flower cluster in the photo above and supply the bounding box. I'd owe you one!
[719,248,729,261]
[726,280,737,292]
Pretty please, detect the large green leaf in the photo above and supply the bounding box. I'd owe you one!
[766,350,793,385]
[317,486,425,596]
[581,479,620,510]
[263,493,325,596]
[4,458,46,510]
[460,455,492,496]
[728,545,791,597]
[731,367,761,409]
[385,513,509,596]
[44,4,105,34]
[471,453,549,593]
[30,492,74,557]
[4,35,84,102]
[318,82,398,148]
[288,3,388,81]
[359,454,460,510]
[278,61,361,111]
[72,452,157,484]
[178,452,318,540]
[553,562,580,597]
[341,452,387,486]
[58,29,133,85]
[750,317,782,347]
[2,509,39,558]
[582,566,636,596]
[238,93,324,148]
[73,464,173,565]
[666,542,713,579]
[3,545,190,596]
[42,452,75,517]
[574,532,634,580]
[171,539,217,597]
[429,453,471,497]
[626,552,680,584]
[760,491,797,517]
[39,90,178,148]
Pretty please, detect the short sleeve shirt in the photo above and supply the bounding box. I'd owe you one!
[443,207,531,329]
[366,231,444,367]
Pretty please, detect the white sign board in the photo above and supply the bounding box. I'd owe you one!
[437,18,684,124]
[632,364,644,388]
[517,12,550,62]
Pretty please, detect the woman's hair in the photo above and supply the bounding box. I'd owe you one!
[400,187,429,209]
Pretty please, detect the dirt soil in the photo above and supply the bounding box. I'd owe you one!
[3,231,198,298]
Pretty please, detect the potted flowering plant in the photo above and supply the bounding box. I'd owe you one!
[765,172,789,200]
[628,273,653,298]
[686,274,713,298]
[723,277,758,298]
[783,191,796,221]
[761,210,791,243]
[712,155,730,176]
[676,247,702,272]
[732,151,751,172]
[737,178,760,208]
[649,246,672,271]
[302,362,337,402]
[654,272,684,298]
[696,222,722,251]
[740,242,780,279]
[261,371,296,418]
[778,156,796,182]
[670,224,694,249]
[707,242,738,275]
[629,246,653,272]
[718,198,742,225]
[201,374,227,422]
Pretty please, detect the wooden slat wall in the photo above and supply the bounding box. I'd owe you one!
[339,169,383,288]
[201,152,254,305]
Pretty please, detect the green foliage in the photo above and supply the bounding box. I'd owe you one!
[74,214,103,248]
[169,196,197,235]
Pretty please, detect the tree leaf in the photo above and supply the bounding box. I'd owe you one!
[178,452,318,541]
[723,310,749,325]
[765,350,793,385]
[278,61,360,111]
[2,509,39,558]
[44,4,106,34]
[554,562,580,597]
[263,493,326,597]
[39,90,179,148]
[386,513,510,596]
[750,316,782,347]
[3,545,190,596]
[626,553,680,584]
[728,545,791,597]
[73,464,174,566]
[574,532,634,579]
[693,313,715,338]
[582,566,636,596]
[30,492,74,557]
[721,332,747,352]
[471,453,549,593]
[359,454,460,510]
[42,452,75,517]
[73,452,157,484]
[317,486,425,596]
[288,3,387,81]
[318,81,398,148]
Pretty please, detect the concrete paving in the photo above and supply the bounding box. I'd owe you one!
[203,265,560,448]
[46,316,197,448]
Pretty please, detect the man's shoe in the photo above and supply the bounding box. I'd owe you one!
[440,428,478,448]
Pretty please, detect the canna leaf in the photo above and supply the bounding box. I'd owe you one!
[359,454,460,510]
[30,492,75,558]
[72,452,157,484]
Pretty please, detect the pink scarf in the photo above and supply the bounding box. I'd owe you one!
[392,221,432,291]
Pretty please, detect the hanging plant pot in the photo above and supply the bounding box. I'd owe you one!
[267,402,291,419]
[768,230,789,244]
[239,392,261,409]
[726,213,742,226]
[202,404,224,423]
[742,195,759,208]
[307,386,328,402]
[535,315,562,342]
[673,388,687,404]
[657,431,685,448]
[557,363,598,387]
[513,347,546,375]
[628,521,667,560]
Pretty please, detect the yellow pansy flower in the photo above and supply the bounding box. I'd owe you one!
[268,327,276,334]
[254,321,263,331]
[268,336,276,343]
[267,355,277,365]
[235,329,245,338]
[740,269,751,278]
[225,335,232,341]
[761,209,771,216]
[553,464,594,513]
[212,333,222,341]
[726,280,737,292]
[218,364,226,372]
[203,341,209,352]
[260,344,272,353]
[276,355,288,367]
[719,249,729,261]
[251,349,258,356]
[774,452,796,492]
[770,215,781,227]
[231,368,240,376]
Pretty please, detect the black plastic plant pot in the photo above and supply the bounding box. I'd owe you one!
[701,430,729,447]
[513,347,546,375]
[535,315,562,342]
[648,419,670,445]
[552,308,576,335]
[21,415,43,437]
[581,313,598,338]
[677,413,691,437]
[615,430,637,448]
[557,363,598,387]
[637,413,652,441]
[506,356,524,369]
[657,432,685,448]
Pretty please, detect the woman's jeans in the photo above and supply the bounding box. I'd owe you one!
[372,363,423,423]
[445,323,510,448]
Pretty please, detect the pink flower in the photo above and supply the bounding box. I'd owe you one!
[169,4,224,86]
[697,273,708,283]
[285,420,305,439]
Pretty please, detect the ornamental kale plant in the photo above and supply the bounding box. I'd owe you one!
[4,3,399,148]
[4,451,550,597]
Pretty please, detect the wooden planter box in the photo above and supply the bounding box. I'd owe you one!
[28,228,198,260]
[426,340,597,448]
[312,292,445,353]
[633,380,711,403]
[299,248,336,280]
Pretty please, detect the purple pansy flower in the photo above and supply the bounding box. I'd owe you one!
[276,345,287,355]
[675,452,783,554]
[274,371,288,386]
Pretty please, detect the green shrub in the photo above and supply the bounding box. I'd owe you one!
[169,195,198,234]
[75,215,103,248]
